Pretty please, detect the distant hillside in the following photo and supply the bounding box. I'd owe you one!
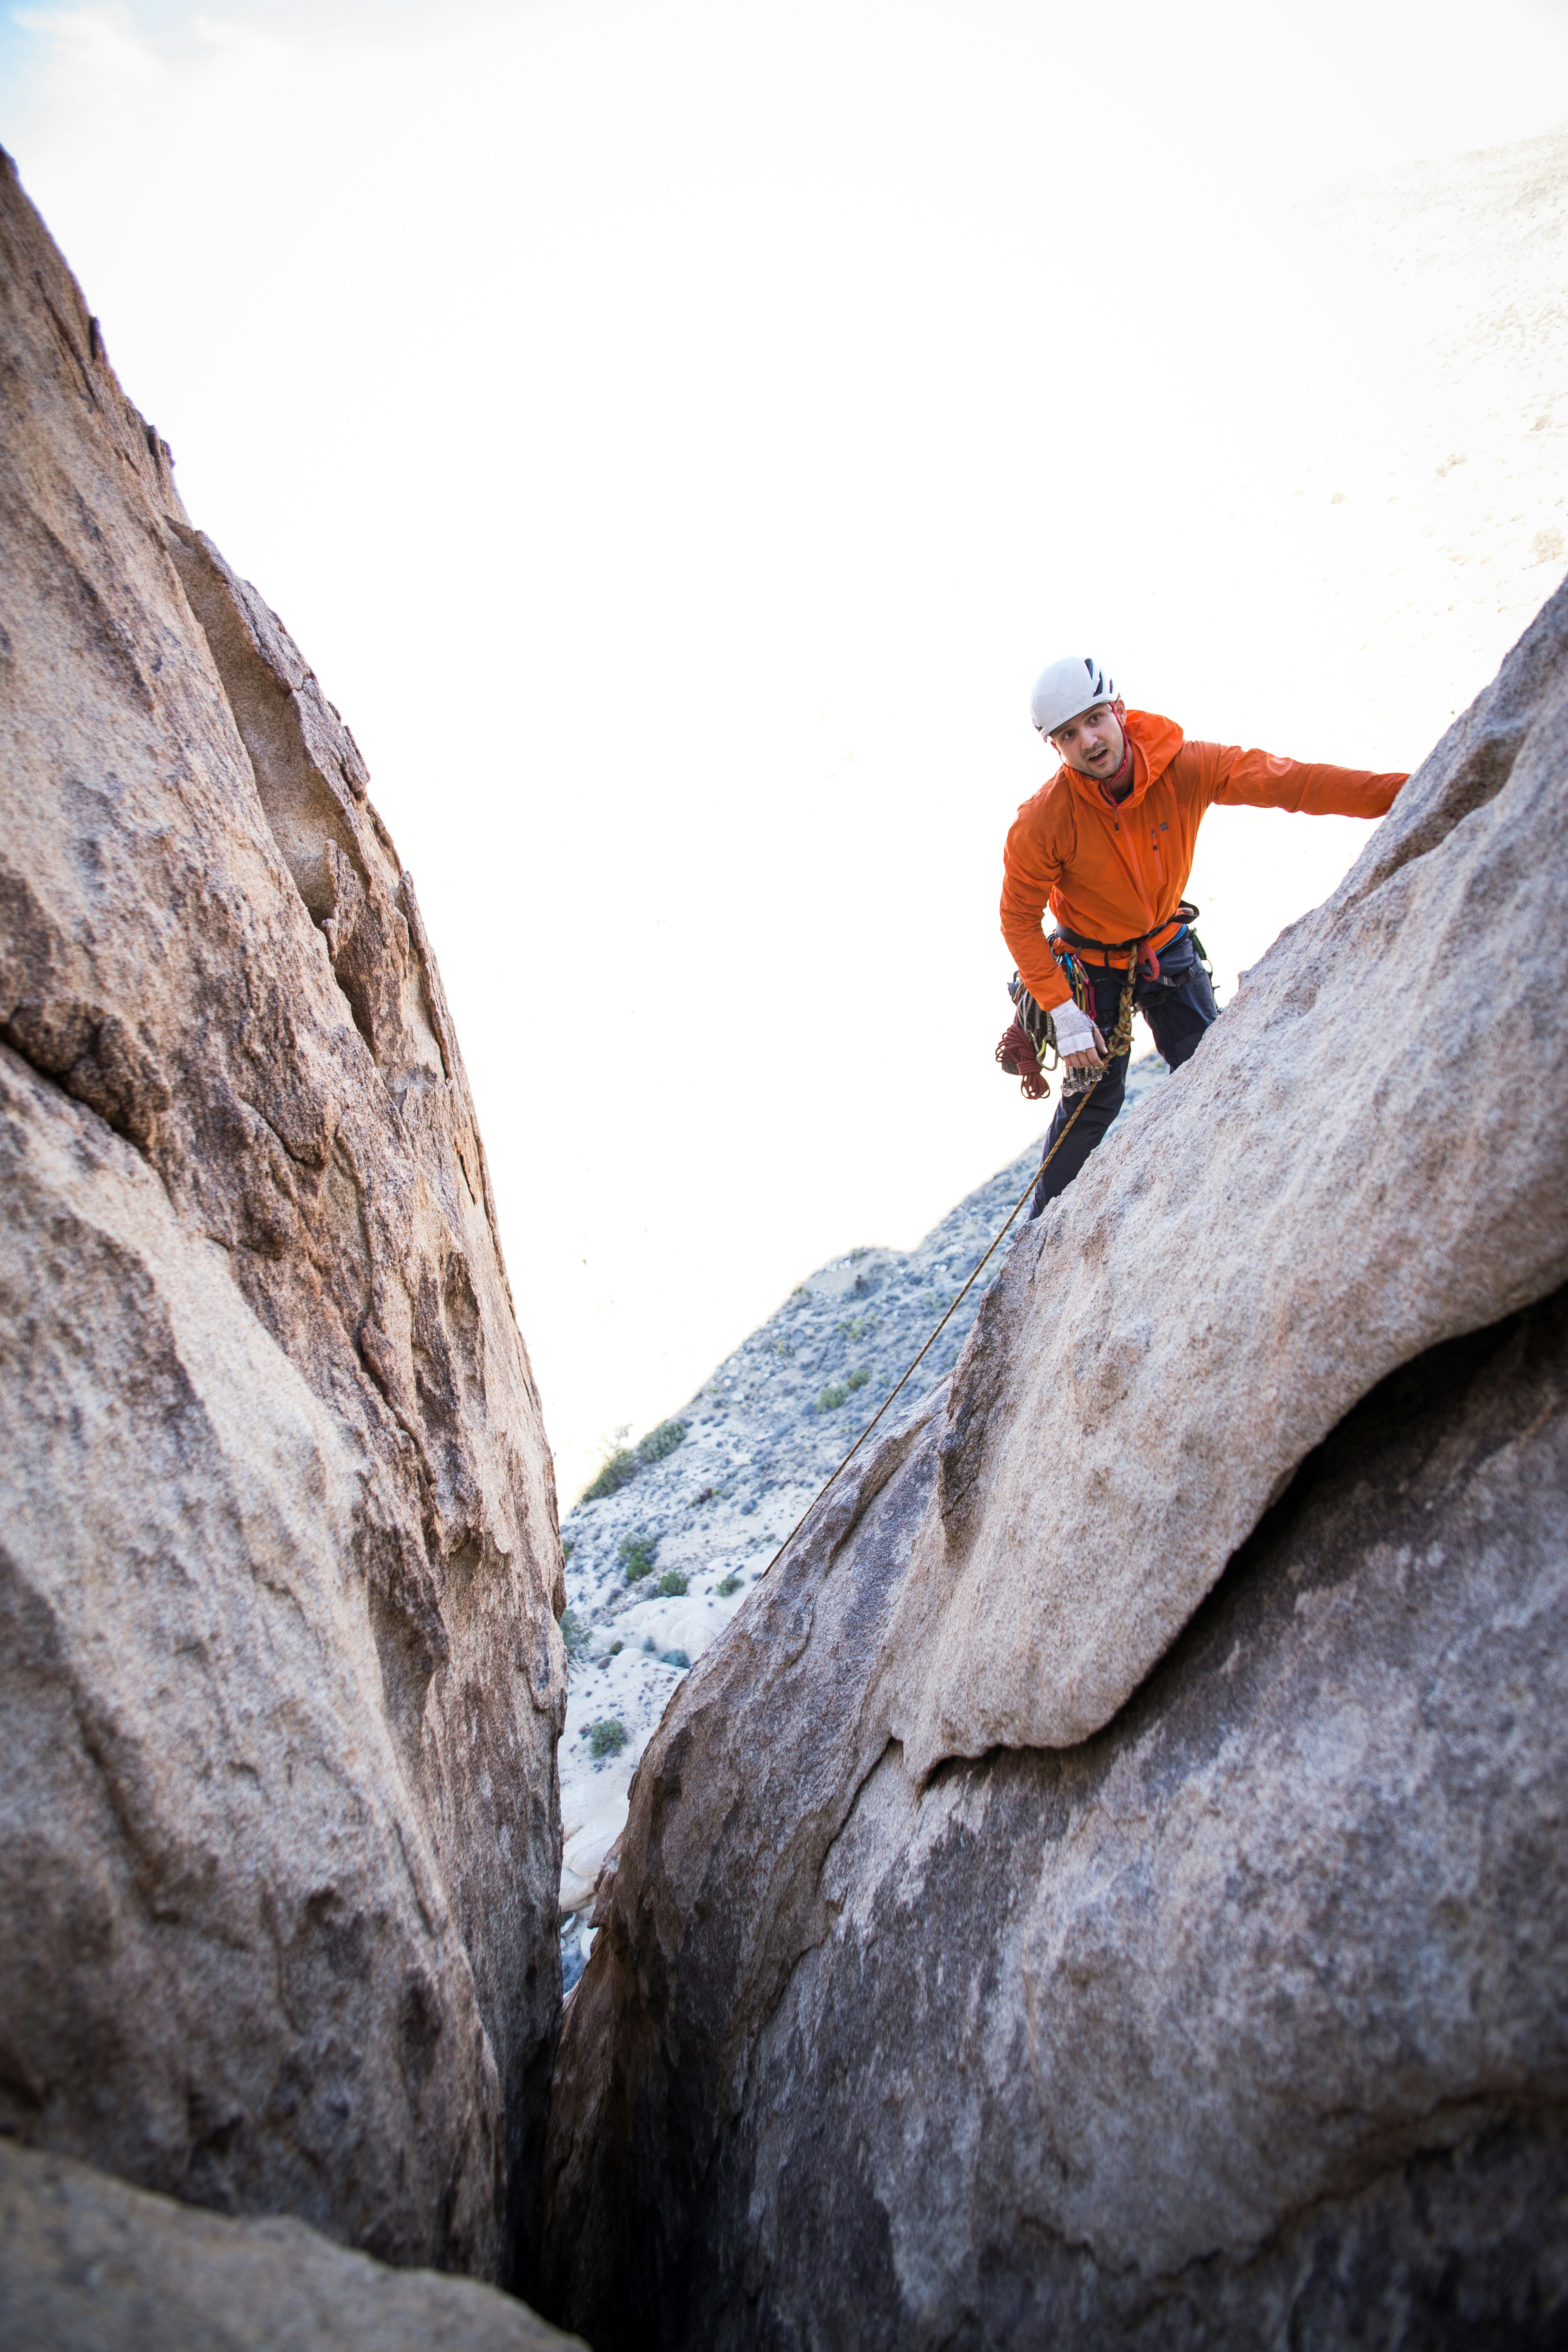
[556,1055,1167,1986]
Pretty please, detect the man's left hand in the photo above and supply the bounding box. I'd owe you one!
[1062,1023,1108,1075]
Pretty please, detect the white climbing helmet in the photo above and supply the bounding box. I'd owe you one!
[1029,655,1117,737]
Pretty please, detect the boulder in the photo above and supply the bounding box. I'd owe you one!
[0,2138,583,2350]
[539,581,1568,2346]
[0,151,564,2285]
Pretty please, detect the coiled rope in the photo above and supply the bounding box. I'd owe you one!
[759,953,1139,1579]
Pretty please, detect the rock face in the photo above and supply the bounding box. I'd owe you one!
[0,153,565,2287]
[540,581,1568,2347]
[555,1066,1168,1979]
[0,2138,583,2350]
[877,592,1568,1777]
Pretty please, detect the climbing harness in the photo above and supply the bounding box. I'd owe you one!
[1052,900,1212,987]
[997,908,1160,1101]
[760,942,1143,1580]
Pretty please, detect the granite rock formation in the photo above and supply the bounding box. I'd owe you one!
[0,152,565,2287]
[555,1066,1169,1978]
[0,2139,585,2351]
[540,580,1568,2347]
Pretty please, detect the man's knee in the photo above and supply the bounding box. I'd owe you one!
[1149,976,1216,1069]
[1160,1015,1210,1071]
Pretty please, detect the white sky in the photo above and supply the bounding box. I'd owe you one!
[4,0,1567,1496]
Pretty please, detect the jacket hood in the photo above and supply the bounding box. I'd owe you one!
[1059,708,1185,812]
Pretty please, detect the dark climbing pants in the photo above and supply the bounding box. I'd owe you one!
[1029,934,1218,1218]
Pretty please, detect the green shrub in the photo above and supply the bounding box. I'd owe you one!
[560,1535,575,1561]
[715,1574,742,1597]
[656,1569,689,1597]
[836,1312,876,1342]
[588,1719,627,1760]
[619,1533,659,1581]
[608,1639,624,1656]
[581,1447,638,1502]
[790,1285,812,1304]
[637,1419,688,1464]
[846,1367,870,1391]
[659,1649,690,1669]
[560,1608,587,1658]
[818,1383,847,1411]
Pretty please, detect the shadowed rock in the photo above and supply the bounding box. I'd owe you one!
[0,2139,584,2350]
[0,151,565,2287]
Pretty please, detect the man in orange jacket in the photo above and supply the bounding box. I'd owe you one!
[1002,655,1408,1215]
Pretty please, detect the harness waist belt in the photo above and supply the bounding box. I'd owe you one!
[1054,912,1190,966]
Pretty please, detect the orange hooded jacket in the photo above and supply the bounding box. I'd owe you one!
[1000,708,1408,1014]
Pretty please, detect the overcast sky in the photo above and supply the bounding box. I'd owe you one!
[4,1,1566,1495]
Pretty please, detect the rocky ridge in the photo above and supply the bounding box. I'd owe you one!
[555,1057,1167,1976]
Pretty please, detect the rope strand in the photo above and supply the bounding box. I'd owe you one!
[757,949,1141,1580]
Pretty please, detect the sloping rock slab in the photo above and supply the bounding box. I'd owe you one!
[876,574,1568,1776]
[0,2139,584,2351]
[543,1284,1568,2348]
[540,588,1568,2346]
[0,154,564,2280]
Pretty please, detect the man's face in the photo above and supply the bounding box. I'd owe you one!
[1048,699,1126,779]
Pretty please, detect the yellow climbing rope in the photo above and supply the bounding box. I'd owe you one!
[760,953,1139,1578]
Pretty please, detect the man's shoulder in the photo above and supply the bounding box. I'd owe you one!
[1011,768,1076,835]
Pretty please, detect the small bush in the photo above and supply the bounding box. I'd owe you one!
[790,1285,812,1304]
[588,1719,627,1760]
[608,1639,624,1656]
[818,1383,848,1411]
[560,1535,575,1561]
[619,1533,659,1581]
[637,1419,688,1464]
[715,1575,742,1597]
[846,1367,870,1391]
[581,1448,638,1502]
[659,1650,691,1670]
[836,1312,876,1343]
[560,1608,587,1659]
[656,1569,689,1597]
